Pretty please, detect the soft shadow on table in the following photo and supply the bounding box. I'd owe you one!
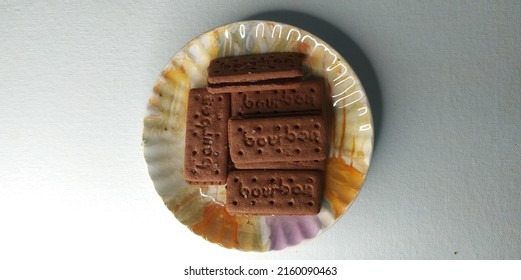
[243,11,383,149]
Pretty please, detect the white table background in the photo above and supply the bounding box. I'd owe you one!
[1,0,520,274]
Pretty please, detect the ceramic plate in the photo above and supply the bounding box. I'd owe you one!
[142,20,373,251]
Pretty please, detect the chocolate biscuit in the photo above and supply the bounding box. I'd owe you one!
[184,88,230,184]
[225,170,322,215]
[228,115,327,164]
[233,160,325,170]
[208,79,302,95]
[230,79,324,117]
[207,52,305,94]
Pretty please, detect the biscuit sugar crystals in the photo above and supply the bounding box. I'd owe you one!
[184,52,328,216]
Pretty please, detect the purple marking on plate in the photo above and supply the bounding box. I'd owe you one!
[265,216,322,250]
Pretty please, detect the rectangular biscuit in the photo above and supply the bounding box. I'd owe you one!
[208,78,302,95]
[233,160,325,170]
[230,79,324,117]
[226,170,322,216]
[184,88,230,185]
[228,114,327,164]
[207,52,305,94]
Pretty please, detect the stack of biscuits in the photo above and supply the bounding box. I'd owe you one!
[184,52,327,216]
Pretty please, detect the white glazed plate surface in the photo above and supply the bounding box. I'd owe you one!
[142,21,373,251]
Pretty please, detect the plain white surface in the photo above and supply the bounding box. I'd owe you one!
[1,0,520,272]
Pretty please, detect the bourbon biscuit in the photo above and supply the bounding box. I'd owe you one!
[228,115,327,164]
[208,78,302,95]
[225,170,322,216]
[184,88,230,184]
[233,160,325,170]
[207,52,305,94]
[230,79,324,117]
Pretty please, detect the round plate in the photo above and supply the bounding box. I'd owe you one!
[142,20,373,251]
